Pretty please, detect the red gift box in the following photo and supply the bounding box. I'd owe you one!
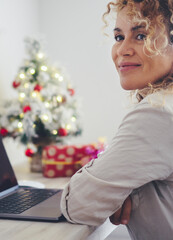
[42,143,105,178]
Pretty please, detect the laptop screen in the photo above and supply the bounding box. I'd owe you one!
[0,137,18,192]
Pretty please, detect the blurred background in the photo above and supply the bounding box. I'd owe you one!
[0,0,128,165]
[0,1,130,238]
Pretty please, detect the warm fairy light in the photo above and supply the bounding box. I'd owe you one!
[58,76,63,82]
[41,114,49,122]
[45,102,50,108]
[24,83,29,88]
[40,65,48,71]
[67,83,72,89]
[31,91,37,98]
[52,129,58,135]
[19,92,26,101]
[54,73,60,79]
[66,124,71,130]
[19,73,25,79]
[31,91,41,100]
[98,137,106,143]
[19,92,25,98]
[37,52,44,59]
[56,95,63,103]
[18,121,23,128]
[29,68,35,75]
[33,124,36,128]
[20,113,24,118]
[18,128,23,133]
[71,116,76,122]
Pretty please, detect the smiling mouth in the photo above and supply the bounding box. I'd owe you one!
[119,64,141,72]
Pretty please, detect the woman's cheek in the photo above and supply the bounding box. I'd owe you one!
[111,45,117,63]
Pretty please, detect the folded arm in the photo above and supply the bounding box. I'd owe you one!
[61,103,173,226]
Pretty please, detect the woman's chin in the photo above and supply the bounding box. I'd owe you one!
[120,82,136,91]
[120,81,146,91]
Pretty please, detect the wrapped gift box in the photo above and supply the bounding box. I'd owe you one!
[42,142,105,178]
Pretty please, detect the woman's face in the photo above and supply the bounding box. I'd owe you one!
[112,6,173,90]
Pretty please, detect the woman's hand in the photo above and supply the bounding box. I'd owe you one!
[109,196,132,225]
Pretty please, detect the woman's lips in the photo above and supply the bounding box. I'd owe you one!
[118,62,141,72]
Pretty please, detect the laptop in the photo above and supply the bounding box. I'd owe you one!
[0,136,65,222]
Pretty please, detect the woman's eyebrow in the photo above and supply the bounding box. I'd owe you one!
[131,25,146,31]
[113,27,121,32]
[113,25,146,32]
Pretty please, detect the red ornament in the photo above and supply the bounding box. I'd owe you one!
[23,105,31,113]
[34,84,43,92]
[12,81,20,88]
[68,88,75,96]
[58,128,68,136]
[0,128,8,137]
[25,148,34,157]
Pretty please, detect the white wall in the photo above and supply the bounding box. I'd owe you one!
[0,0,40,99]
[0,0,128,165]
[38,0,127,144]
[0,0,40,165]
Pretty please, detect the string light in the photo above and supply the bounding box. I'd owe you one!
[58,76,63,82]
[19,113,24,118]
[71,116,76,122]
[30,91,41,100]
[19,73,25,79]
[19,92,26,101]
[41,114,49,122]
[37,52,44,59]
[54,73,60,79]
[31,91,41,99]
[18,128,23,133]
[40,65,48,71]
[52,129,58,135]
[45,102,50,108]
[18,121,23,128]
[31,91,37,98]
[24,83,29,88]
[56,95,63,103]
[66,124,71,130]
[53,72,63,82]
[67,83,72,89]
[29,68,35,75]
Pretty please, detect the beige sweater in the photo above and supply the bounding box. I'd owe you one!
[61,91,173,240]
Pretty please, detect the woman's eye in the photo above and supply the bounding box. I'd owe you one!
[136,33,146,41]
[114,35,124,42]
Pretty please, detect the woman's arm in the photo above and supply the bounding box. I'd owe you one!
[61,103,173,226]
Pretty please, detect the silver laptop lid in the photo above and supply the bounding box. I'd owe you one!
[0,137,18,193]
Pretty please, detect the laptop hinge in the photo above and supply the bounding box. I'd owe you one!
[0,185,19,198]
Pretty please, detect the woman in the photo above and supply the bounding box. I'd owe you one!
[61,0,173,239]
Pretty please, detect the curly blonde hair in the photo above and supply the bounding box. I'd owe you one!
[103,0,173,102]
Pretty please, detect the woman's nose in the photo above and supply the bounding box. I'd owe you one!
[116,39,135,57]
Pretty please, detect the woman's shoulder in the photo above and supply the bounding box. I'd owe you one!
[120,90,173,131]
[136,89,173,114]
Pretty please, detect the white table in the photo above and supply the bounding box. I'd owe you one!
[0,163,116,240]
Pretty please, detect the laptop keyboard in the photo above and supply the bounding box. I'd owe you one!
[0,188,59,214]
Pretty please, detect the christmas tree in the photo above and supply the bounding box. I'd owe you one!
[0,37,82,170]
